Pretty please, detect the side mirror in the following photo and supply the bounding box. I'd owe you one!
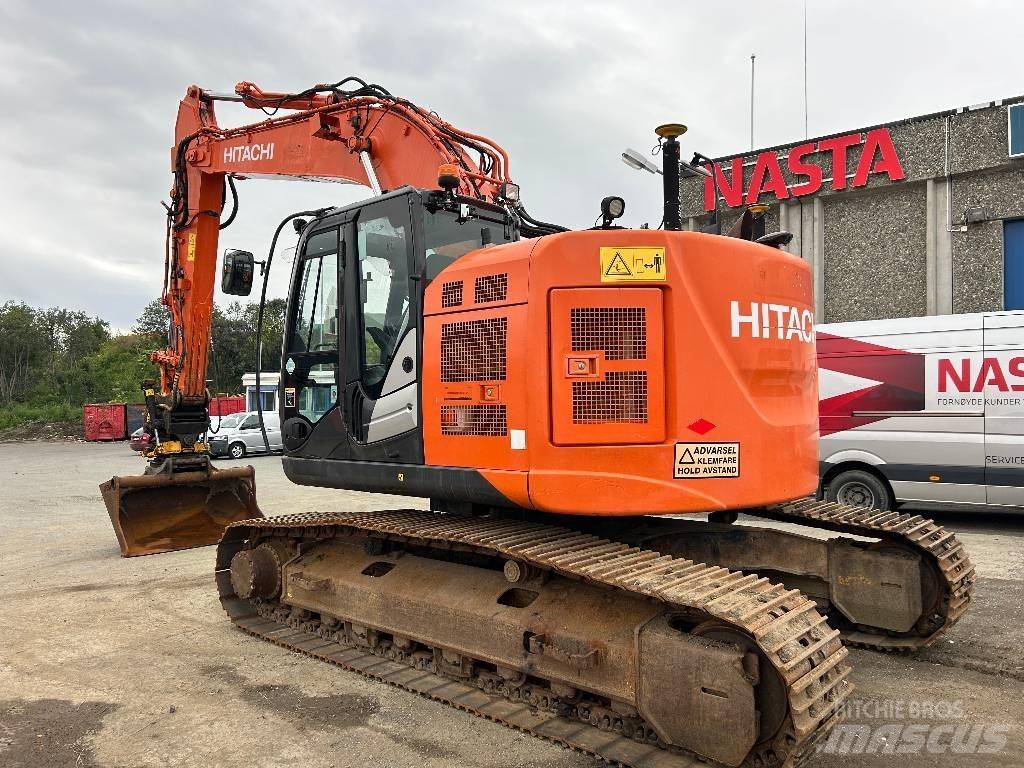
[222,249,255,295]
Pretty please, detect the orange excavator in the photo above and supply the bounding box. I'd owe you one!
[101,79,975,767]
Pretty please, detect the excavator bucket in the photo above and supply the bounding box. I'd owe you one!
[100,465,263,557]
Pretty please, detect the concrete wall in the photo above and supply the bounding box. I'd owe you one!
[680,98,1024,323]
[822,183,928,322]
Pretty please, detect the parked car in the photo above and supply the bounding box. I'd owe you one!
[129,426,149,452]
[818,310,1024,510]
[208,411,282,459]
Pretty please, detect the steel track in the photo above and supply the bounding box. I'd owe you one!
[755,499,976,650]
[217,510,853,768]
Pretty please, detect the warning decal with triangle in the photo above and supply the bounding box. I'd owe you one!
[604,251,632,277]
[673,442,740,479]
[599,246,667,283]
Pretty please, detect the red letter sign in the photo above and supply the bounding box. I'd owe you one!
[745,152,789,204]
[817,133,861,191]
[704,157,745,209]
[787,142,823,197]
[852,128,906,187]
[701,128,904,210]
[938,358,970,393]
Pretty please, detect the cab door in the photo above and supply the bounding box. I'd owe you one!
[280,225,344,455]
[341,194,423,463]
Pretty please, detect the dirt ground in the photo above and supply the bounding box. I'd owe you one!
[2,441,1022,768]
[0,420,83,442]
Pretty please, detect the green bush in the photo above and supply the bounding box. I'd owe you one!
[0,297,284,432]
[0,402,80,431]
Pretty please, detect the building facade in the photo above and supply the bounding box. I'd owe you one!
[680,97,1024,323]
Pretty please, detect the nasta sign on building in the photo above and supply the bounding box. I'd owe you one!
[702,128,905,211]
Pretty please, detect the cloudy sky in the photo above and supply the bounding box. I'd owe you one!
[1,0,1021,329]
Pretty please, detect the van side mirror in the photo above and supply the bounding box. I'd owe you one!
[222,250,255,295]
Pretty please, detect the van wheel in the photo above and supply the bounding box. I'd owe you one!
[229,442,246,460]
[826,469,893,510]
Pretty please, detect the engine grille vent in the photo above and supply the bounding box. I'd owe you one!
[440,404,508,436]
[440,317,507,382]
[474,273,508,304]
[441,280,463,308]
[572,371,648,424]
[570,307,647,360]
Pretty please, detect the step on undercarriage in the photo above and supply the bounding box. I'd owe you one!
[217,510,855,768]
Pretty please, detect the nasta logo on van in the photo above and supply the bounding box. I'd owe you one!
[938,357,1024,393]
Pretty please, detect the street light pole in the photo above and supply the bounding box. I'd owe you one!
[750,53,756,150]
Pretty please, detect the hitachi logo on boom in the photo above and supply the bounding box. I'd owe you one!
[223,143,275,163]
[730,300,814,343]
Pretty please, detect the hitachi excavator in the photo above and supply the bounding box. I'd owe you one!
[101,78,975,768]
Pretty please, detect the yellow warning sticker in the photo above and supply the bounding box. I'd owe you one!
[187,233,197,262]
[599,247,667,282]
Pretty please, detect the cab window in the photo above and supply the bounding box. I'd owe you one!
[287,227,340,425]
[423,209,512,281]
[357,213,409,398]
[291,229,339,353]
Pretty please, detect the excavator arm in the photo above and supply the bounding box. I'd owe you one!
[102,78,519,556]
[159,80,515,430]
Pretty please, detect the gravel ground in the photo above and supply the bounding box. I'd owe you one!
[2,441,1022,767]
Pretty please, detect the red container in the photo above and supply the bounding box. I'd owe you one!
[209,395,246,417]
[83,403,127,441]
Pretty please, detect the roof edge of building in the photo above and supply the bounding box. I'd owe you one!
[709,94,1024,163]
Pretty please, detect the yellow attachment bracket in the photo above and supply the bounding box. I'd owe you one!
[156,440,184,456]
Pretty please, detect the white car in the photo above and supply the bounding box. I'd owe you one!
[208,411,283,459]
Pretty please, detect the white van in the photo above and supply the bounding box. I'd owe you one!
[818,311,1024,510]
[208,411,283,459]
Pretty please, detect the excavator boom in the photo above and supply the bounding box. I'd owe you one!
[103,78,519,557]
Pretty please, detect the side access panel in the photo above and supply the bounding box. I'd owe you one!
[549,288,665,445]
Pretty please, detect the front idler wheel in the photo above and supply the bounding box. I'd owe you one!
[229,544,282,599]
[691,620,789,747]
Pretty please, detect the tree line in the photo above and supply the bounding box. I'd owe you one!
[0,298,285,430]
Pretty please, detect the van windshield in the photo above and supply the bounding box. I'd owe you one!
[216,413,244,429]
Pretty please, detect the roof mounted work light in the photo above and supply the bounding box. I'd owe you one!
[499,182,520,203]
[600,196,626,228]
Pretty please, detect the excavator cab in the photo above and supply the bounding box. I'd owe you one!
[278,187,515,462]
